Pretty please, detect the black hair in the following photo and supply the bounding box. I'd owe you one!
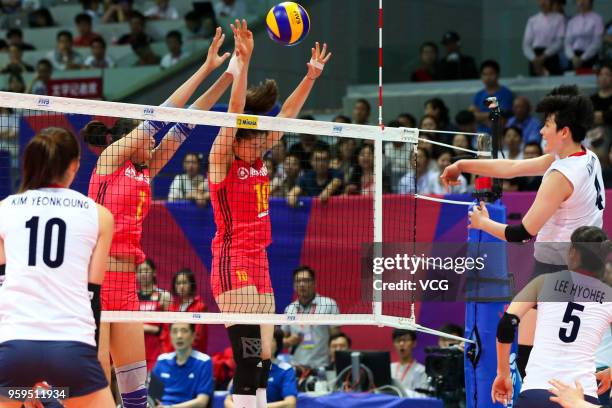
[130,33,151,52]
[142,257,156,270]
[185,10,201,21]
[183,151,202,165]
[524,141,543,155]
[597,61,612,75]
[480,59,500,75]
[131,10,145,22]
[439,323,463,337]
[273,328,284,357]
[570,226,612,278]
[392,329,416,341]
[37,58,53,69]
[171,267,197,298]
[312,144,330,156]
[535,85,594,143]
[91,37,106,48]
[80,118,137,147]
[75,12,92,24]
[56,30,73,41]
[292,265,315,282]
[504,125,523,140]
[355,98,371,114]
[424,98,449,127]
[420,41,438,55]
[6,28,23,38]
[397,112,417,128]
[455,110,476,125]
[329,331,352,347]
[333,114,351,123]
[170,322,196,333]
[387,119,401,128]
[166,30,182,43]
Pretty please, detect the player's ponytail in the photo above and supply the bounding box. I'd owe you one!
[19,127,80,193]
[570,226,610,278]
[81,118,138,148]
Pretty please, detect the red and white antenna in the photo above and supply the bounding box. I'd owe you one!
[378,0,383,129]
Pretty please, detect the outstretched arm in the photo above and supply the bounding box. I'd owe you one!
[266,42,332,149]
[209,19,254,184]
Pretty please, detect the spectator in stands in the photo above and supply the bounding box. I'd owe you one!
[390,329,429,396]
[26,58,52,95]
[117,11,152,45]
[73,13,102,47]
[518,142,544,191]
[592,62,612,126]
[160,30,190,69]
[1,0,39,14]
[160,269,208,354]
[6,28,35,51]
[602,19,612,63]
[288,130,329,171]
[168,152,209,205]
[0,104,19,169]
[396,112,415,128]
[183,10,215,40]
[131,33,161,66]
[438,323,464,349]
[425,149,467,194]
[214,0,246,19]
[506,96,542,144]
[503,126,523,160]
[326,332,351,371]
[455,109,477,134]
[522,0,565,76]
[351,98,371,125]
[385,118,414,192]
[436,31,478,81]
[5,72,25,93]
[345,144,390,195]
[565,0,604,71]
[470,59,513,133]
[225,328,298,408]
[80,0,104,22]
[330,138,356,184]
[84,37,115,69]
[145,0,179,20]
[137,258,171,371]
[46,31,83,71]
[28,7,55,28]
[333,114,351,123]
[152,323,214,408]
[270,137,287,174]
[287,146,343,207]
[0,40,7,52]
[102,0,136,23]
[282,266,341,368]
[452,133,471,152]
[271,153,301,197]
[398,146,431,194]
[411,41,438,82]
[425,97,454,133]
[1,44,34,74]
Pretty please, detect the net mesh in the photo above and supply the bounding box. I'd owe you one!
[0,91,420,327]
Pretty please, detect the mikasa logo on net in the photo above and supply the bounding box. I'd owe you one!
[237,166,268,180]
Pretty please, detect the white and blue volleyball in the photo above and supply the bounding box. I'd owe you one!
[265,2,310,46]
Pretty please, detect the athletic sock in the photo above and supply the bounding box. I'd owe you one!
[115,361,147,408]
[233,394,257,408]
[256,388,267,408]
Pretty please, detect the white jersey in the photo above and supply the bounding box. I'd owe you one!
[535,149,605,264]
[522,270,612,397]
[0,188,99,346]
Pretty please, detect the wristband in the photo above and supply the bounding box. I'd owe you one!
[226,54,241,77]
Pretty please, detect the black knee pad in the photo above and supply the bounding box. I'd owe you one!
[228,325,261,395]
[258,359,271,389]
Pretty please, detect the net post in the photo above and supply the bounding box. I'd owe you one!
[372,128,384,319]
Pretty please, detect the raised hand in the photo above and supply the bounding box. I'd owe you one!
[204,27,231,71]
[440,163,462,192]
[306,42,332,80]
[230,19,253,61]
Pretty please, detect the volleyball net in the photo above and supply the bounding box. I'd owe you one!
[0,91,487,338]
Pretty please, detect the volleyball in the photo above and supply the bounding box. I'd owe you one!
[265,2,310,46]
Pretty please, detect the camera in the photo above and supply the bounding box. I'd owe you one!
[424,346,465,408]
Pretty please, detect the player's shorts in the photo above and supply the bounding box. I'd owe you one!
[101,271,140,311]
[211,248,272,298]
[0,340,108,397]
[515,389,600,408]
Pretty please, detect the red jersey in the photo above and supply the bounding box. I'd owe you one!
[209,158,272,253]
[160,296,208,353]
[88,161,151,264]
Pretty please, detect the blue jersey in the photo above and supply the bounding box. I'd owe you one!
[152,351,214,405]
[473,85,514,133]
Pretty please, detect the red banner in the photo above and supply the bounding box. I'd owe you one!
[47,77,103,99]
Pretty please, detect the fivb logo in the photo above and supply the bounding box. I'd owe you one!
[332,125,343,135]
[143,107,155,116]
[37,98,50,107]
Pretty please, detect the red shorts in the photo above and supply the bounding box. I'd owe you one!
[101,271,140,311]
[211,249,273,298]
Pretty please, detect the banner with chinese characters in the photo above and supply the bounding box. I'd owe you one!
[47,77,103,99]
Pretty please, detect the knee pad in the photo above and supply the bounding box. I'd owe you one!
[228,325,262,396]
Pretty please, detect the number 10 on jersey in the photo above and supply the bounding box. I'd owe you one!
[254,182,269,215]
